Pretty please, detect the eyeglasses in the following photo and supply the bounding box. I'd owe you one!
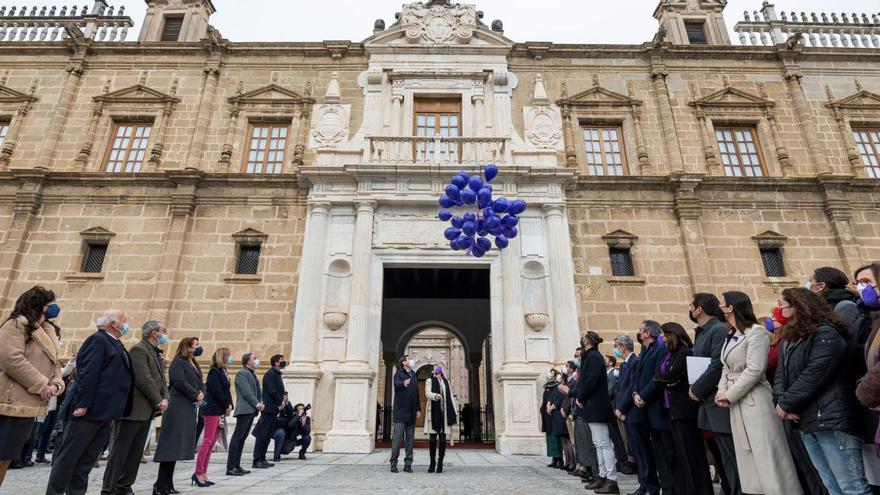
[853,279,873,286]
[778,305,792,310]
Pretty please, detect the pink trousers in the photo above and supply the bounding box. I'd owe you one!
[195,415,221,476]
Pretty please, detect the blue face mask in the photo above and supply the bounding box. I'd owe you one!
[253,359,261,368]
[612,347,622,359]
[157,334,169,346]
[44,304,61,320]
[226,356,235,365]
[120,323,129,336]
[194,346,204,357]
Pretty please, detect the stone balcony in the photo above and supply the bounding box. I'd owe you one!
[364,136,511,167]
[734,3,880,48]
[0,1,133,42]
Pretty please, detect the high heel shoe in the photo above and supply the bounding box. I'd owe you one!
[190,474,210,488]
[152,487,169,495]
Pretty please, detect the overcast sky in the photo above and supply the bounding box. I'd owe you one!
[14,0,880,43]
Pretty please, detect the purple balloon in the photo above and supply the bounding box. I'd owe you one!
[462,221,477,236]
[488,227,503,236]
[477,188,492,204]
[471,247,486,258]
[457,170,469,180]
[508,199,527,215]
[495,235,509,249]
[459,235,474,249]
[501,215,519,228]
[476,237,492,252]
[455,200,464,207]
[451,175,467,189]
[477,197,491,210]
[438,210,453,222]
[492,198,510,213]
[468,176,484,192]
[484,164,499,182]
[463,211,477,223]
[444,184,461,200]
[502,227,518,239]
[478,230,489,237]
[485,216,501,231]
[450,240,461,251]
[476,219,485,231]
[444,227,462,241]
[461,189,477,205]
[483,207,496,219]
[451,216,464,229]
[439,196,455,208]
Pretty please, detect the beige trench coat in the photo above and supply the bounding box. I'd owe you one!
[423,376,459,444]
[719,324,801,495]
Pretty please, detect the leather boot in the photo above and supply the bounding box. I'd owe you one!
[428,435,436,473]
[437,438,445,473]
[595,481,620,494]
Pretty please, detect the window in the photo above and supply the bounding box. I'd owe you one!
[853,128,880,178]
[81,244,108,273]
[609,248,635,277]
[244,124,288,174]
[760,248,786,277]
[715,127,765,177]
[236,245,261,275]
[160,15,184,42]
[582,126,626,176]
[0,120,9,147]
[685,22,708,44]
[104,123,152,173]
[414,99,461,163]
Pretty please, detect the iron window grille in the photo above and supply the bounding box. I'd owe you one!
[236,245,261,275]
[760,248,786,277]
[609,248,635,277]
[81,244,108,273]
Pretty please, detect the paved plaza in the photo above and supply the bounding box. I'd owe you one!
[3,448,661,495]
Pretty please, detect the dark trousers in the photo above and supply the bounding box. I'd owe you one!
[714,432,742,495]
[626,421,660,494]
[609,418,629,465]
[785,421,829,495]
[648,426,677,495]
[705,435,732,495]
[227,413,256,471]
[46,419,112,495]
[252,412,275,463]
[274,429,311,459]
[671,418,714,495]
[154,461,176,492]
[389,422,415,467]
[35,410,60,459]
[100,419,151,495]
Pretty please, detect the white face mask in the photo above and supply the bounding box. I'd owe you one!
[804,281,812,290]
[407,359,415,369]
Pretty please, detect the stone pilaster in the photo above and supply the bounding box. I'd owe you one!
[542,203,581,363]
[183,59,222,170]
[33,57,86,169]
[670,173,713,294]
[819,175,865,275]
[651,62,684,172]
[0,167,48,312]
[783,66,829,175]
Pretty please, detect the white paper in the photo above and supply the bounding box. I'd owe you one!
[687,356,712,385]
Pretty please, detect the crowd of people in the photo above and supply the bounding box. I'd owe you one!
[0,288,311,495]
[542,263,880,495]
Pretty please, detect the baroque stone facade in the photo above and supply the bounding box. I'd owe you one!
[0,0,878,454]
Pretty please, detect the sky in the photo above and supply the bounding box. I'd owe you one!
[11,0,880,44]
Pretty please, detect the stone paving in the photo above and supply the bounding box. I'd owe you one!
[3,448,664,495]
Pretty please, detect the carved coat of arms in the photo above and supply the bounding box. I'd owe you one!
[400,1,477,44]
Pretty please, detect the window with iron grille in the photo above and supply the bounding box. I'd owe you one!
[685,22,708,44]
[853,128,880,178]
[760,248,786,277]
[236,245,261,275]
[160,15,184,42]
[609,248,635,277]
[81,244,108,273]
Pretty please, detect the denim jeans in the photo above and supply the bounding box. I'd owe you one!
[801,430,871,495]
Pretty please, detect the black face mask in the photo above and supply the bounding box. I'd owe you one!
[688,310,698,324]
[636,332,643,345]
[279,360,288,369]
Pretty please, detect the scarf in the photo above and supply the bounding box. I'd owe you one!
[430,376,457,428]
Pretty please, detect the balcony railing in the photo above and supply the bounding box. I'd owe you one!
[365,136,511,167]
[734,5,880,48]
[0,3,133,42]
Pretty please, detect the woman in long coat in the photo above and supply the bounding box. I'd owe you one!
[153,337,204,495]
[715,291,800,495]
[540,369,562,468]
[423,365,458,473]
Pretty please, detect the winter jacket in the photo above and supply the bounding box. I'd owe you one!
[653,347,699,420]
[0,316,65,417]
[576,347,615,423]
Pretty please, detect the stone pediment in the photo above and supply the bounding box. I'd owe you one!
[826,90,880,111]
[228,84,313,106]
[79,226,116,242]
[93,84,179,105]
[0,85,37,104]
[690,86,774,109]
[602,229,638,249]
[752,230,787,248]
[557,85,639,108]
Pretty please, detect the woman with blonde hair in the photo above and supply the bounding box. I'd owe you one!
[192,347,233,487]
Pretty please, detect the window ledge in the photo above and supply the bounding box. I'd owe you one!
[763,277,799,289]
[224,274,262,284]
[65,272,105,283]
[608,276,646,286]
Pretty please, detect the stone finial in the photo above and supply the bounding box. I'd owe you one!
[592,74,600,87]
[138,71,147,86]
[304,81,312,97]
[0,71,7,86]
[757,82,768,99]
[855,79,864,91]
[324,71,341,104]
[374,19,385,32]
[169,78,179,96]
[235,80,243,96]
[491,19,503,33]
[532,74,550,105]
[722,75,731,88]
[271,72,279,85]
[825,84,835,102]
[560,81,568,99]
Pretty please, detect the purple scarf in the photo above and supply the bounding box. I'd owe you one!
[660,353,672,409]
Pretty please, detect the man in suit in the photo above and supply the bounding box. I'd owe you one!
[390,354,420,473]
[46,310,135,495]
[688,293,741,495]
[227,352,264,476]
[251,354,286,469]
[614,332,659,495]
[101,320,169,495]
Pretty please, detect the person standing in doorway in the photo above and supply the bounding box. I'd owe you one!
[390,355,420,473]
[424,365,458,473]
[227,352,263,476]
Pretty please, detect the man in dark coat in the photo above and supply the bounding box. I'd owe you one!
[272,401,312,461]
[390,354,420,473]
[688,293,742,495]
[251,354,286,469]
[46,310,135,495]
[101,320,169,495]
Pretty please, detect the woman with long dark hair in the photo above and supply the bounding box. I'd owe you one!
[153,337,204,495]
[192,347,232,487]
[0,286,64,487]
[774,288,871,494]
[423,365,458,473]
[654,322,713,495]
[541,369,562,468]
[716,291,800,494]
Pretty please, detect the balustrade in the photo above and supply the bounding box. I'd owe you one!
[734,4,880,48]
[0,2,133,42]
[365,135,511,167]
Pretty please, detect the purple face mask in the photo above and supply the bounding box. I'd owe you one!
[860,284,880,309]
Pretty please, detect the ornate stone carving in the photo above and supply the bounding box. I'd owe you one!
[310,104,350,148]
[524,312,549,332]
[524,106,562,149]
[323,311,348,331]
[400,1,477,44]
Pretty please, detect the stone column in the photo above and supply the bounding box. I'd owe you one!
[830,107,865,177]
[500,238,526,367]
[345,200,376,366]
[75,101,106,169]
[0,168,48,312]
[543,204,581,362]
[695,110,720,174]
[820,176,866,275]
[765,111,792,176]
[784,70,829,174]
[33,59,85,169]
[670,173,714,294]
[183,61,221,170]
[148,100,176,169]
[0,90,37,169]
[651,64,684,172]
[561,107,578,168]
[631,106,651,173]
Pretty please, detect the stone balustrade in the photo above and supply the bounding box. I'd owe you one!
[734,2,880,47]
[365,136,511,167]
[0,2,133,42]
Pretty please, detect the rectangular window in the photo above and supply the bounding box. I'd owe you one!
[160,15,184,42]
[685,22,708,44]
[236,245,261,275]
[81,244,108,273]
[582,126,627,176]
[414,99,461,163]
[853,128,880,179]
[0,120,9,147]
[609,248,635,277]
[104,123,152,173]
[715,127,765,177]
[760,248,786,277]
[244,124,288,174]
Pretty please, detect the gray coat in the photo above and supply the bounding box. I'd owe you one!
[233,367,261,416]
[691,317,732,434]
[153,357,204,462]
[125,339,169,422]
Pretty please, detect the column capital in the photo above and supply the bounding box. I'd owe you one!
[354,200,377,214]
[308,201,332,216]
[542,203,566,217]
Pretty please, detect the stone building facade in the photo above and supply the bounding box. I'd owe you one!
[0,0,878,454]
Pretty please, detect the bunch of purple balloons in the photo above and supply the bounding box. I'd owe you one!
[438,164,527,258]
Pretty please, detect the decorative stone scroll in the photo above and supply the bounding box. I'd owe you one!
[400,1,477,44]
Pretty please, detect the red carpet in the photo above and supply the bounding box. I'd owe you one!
[375,441,496,450]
